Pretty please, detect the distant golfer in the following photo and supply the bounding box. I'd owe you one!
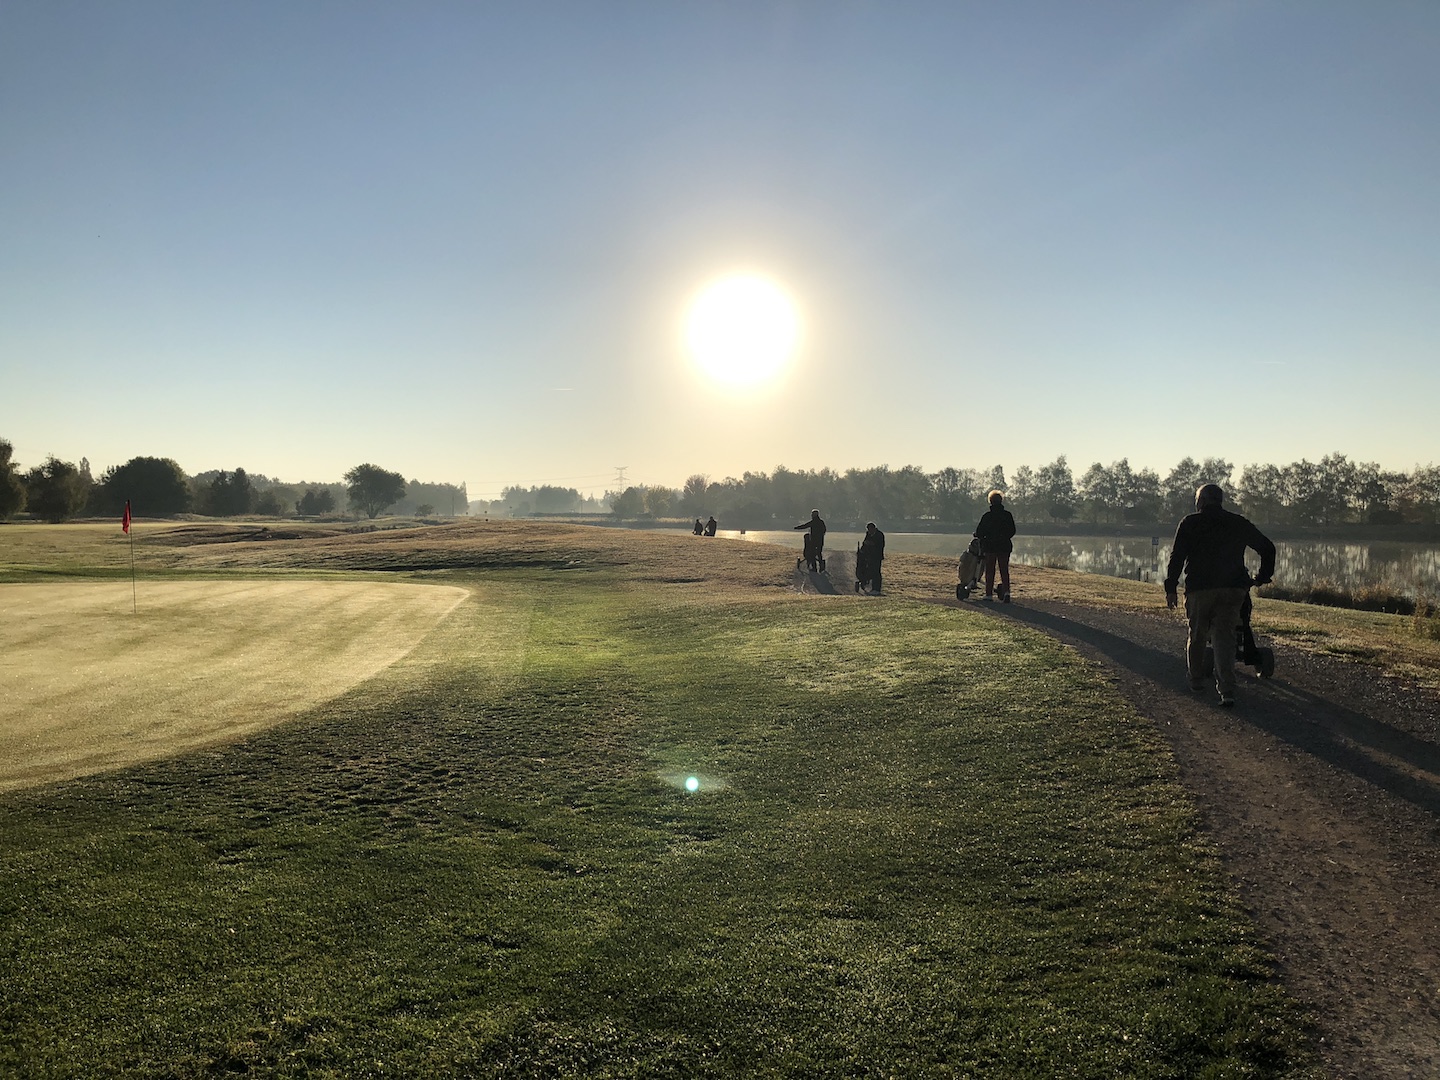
[794,509,826,571]
[1164,484,1276,707]
[704,515,717,536]
[693,518,704,535]
[973,490,1016,602]
[859,521,886,593]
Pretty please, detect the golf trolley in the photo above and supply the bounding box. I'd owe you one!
[1202,587,1276,679]
[796,532,826,575]
[956,538,983,600]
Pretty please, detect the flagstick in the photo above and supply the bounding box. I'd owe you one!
[130,525,136,614]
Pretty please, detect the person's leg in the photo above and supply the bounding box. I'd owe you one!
[1183,591,1215,689]
[1207,587,1247,701]
[983,555,997,596]
[998,553,1011,597]
[872,562,882,593]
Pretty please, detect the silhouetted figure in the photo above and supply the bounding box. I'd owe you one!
[693,518,704,535]
[1164,484,1275,707]
[793,509,826,572]
[974,490,1016,602]
[704,516,717,536]
[858,522,885,593]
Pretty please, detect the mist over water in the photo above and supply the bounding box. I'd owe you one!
[708,530,1440,598]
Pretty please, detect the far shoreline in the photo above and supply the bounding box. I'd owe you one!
[535,514,1440,546]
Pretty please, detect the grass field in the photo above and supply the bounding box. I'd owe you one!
[0,522,1317,1076]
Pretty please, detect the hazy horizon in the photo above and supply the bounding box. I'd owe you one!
[5,3,1437,500]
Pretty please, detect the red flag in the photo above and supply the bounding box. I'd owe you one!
[122,501,131,534]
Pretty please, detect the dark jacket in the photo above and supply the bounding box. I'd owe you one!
[974,507,1016,555]
[861,528,885,563]
[794,516,826,546]
[1164,505,1276,593]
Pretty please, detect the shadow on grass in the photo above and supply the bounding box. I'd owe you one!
[791,564,840,595]
[972,599,1440,819]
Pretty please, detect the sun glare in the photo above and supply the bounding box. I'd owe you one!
[685,274,800,387]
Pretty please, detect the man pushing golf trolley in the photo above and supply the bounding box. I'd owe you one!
[1163,483,1278,707]
[957,490,1015,602]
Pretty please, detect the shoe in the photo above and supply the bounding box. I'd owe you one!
[981,594,994,601]
[1219,693,1235,708]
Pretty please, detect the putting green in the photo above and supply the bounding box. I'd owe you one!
[0,580,468,792]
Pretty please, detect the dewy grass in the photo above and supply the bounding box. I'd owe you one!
[0,525,1308,1077]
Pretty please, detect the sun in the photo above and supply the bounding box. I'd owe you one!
[685,274,800,387]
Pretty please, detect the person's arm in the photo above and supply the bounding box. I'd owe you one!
[1250,526,1277,585]
[1163,522,1187,607]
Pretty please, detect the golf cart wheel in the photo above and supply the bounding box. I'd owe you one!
[1258,647,1276,679]
[1201,646,1215,677]
[854,581,861,593]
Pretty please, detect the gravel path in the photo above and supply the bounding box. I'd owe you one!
[957,596,1440,1078]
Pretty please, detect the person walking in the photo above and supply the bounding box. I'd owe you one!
[1163,484,1276,707]
[973,490,1016,602]
[793,509,826,571]
[860,521,885,593]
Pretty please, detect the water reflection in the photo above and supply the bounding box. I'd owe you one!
[705,529,1439,597]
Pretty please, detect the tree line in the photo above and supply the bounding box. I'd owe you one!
[0,440,467,523]
[603,454,1440,529]
[8,438,1436,531]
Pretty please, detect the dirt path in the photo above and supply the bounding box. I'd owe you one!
[948,595,1440,1077]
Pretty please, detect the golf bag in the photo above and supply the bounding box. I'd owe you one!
[956,538,984,600]
[855,542,872,593]
[798,532,824,574]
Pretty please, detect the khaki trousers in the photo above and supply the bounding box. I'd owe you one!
[1185,587,1248,695]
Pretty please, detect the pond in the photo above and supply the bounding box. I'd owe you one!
[702,529,1440,598]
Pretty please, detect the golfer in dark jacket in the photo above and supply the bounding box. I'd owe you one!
[860,522,885,593]
[1164,484,1276,706]
[794,510,826,568]
[974,490,1016,601]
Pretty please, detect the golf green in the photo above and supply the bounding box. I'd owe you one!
[0,579,467,791]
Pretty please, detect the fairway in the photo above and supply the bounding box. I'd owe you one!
[0,524,1312,1076]
[0,579,467,791]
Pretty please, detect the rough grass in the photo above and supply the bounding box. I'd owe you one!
[1257,579,1420,616]
[0,522,1316,1076]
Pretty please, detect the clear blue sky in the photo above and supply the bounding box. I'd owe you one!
[4,1,1437,500]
